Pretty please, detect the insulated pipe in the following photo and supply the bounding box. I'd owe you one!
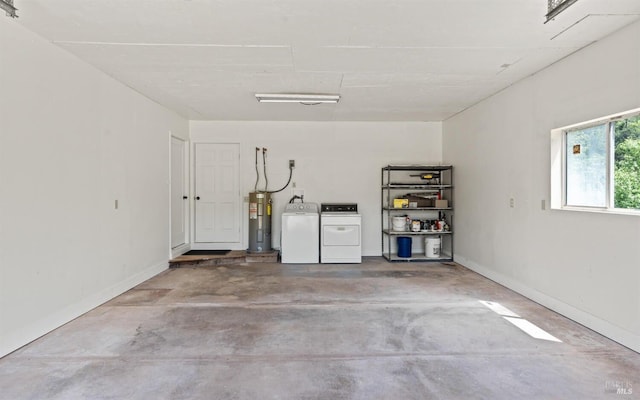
[254,147,260,192]
[262,147,268,192]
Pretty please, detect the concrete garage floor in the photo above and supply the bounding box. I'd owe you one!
[1,258,638,399]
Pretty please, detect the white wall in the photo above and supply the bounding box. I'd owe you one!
[0,19,188,357]
[443,21,640,352]
[190,121,443,255]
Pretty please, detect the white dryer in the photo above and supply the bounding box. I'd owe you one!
[281,202,319,263]
[320,203,362,263]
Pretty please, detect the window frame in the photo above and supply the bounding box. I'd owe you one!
[551,107,640,215]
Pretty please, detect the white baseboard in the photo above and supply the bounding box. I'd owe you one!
[0,261,168,358]
[455,255,640,354]
[171,243,191,258]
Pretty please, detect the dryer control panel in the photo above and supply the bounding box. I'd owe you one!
[321,203,358,213]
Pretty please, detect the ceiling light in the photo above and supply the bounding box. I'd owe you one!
[1,0,17,18]
[545,0,578,23]
[255,93,340,104]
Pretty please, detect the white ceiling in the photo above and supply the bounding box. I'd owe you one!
[14,0,640,121]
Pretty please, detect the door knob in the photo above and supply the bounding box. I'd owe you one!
[196,196,200,200]
[183,196,188,199]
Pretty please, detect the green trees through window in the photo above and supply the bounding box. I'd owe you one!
[614,115,640,209]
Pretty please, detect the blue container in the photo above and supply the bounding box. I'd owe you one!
[397,236,412,258]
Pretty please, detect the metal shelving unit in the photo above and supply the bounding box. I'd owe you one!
[381,165,454,262]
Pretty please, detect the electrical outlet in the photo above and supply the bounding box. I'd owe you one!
[509,198,515,208]
[541,199,546,210]
[289,159,295,168]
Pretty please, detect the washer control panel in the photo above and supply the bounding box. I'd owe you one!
[284,202,319,213]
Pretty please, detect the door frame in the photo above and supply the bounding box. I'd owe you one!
[170,135,190,258]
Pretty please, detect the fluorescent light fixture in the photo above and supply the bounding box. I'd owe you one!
[545,0,578,23]
[1,0,17,18]
[255,93,340,104]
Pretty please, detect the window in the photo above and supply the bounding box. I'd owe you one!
[565,123,608,207]
[551,108,640,213]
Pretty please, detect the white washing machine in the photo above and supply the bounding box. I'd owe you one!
[320,203,362,263]
[281,202,319,263]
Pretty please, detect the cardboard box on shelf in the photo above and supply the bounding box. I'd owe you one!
[406,194,436,207]
[435,199,449,208]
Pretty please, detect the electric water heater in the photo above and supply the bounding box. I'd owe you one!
[248,191,272,253]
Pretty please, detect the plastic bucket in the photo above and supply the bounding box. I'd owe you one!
[397,236,412,258]
[425,237,441,258]
[392,217,406,231]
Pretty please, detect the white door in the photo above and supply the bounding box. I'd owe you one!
[194,143,240,243]
[171,137,188,248]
